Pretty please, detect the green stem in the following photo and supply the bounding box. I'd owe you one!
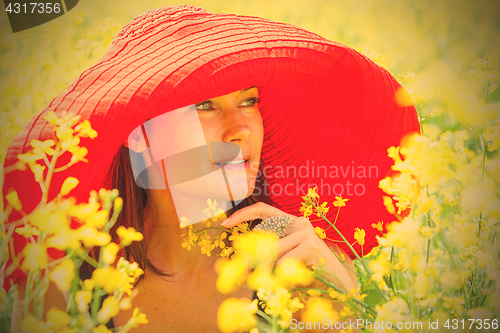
[319,213,387,302]
[24,270,33,317]
[91,286,103,322]
[315,276,378,317]
[413,93,424,136]
[0,222,17,272]
[478,81,489,239]
[41,144,61,206]
[68,258,81,324]
[441,237,471,311]
[33,269,42,320]
[256,309,274,323]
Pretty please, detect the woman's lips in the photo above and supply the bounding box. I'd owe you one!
[214,159,250,171]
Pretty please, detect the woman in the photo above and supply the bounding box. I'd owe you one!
[4,5,419,332]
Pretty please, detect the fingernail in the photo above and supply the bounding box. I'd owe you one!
[221,217,231,226]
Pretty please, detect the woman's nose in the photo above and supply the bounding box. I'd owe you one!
[221,108,251,143]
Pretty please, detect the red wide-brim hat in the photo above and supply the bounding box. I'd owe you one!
[3,5,419,288]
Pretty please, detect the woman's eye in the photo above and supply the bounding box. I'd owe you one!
[195,101,213,111]
[240,97,260,107]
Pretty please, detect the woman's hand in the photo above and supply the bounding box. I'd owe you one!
[221,202,357,293]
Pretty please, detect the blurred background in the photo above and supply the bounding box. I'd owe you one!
[0,0,499,163]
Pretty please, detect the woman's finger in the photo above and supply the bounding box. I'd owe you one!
[278,230,334,268]
[274,231,304,258]
[221,202,292,228]
[275,245,314,267]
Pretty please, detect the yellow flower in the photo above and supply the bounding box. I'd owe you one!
[75,120,98,139]
[371,221,384,232]
[214,232,227,249]
[442,295,465,314]
[18,151,45,165]
[116,226,143,246]
[83,279,95,290]
[247,267,277,290]
[355,293,367,302]
[382,196,396,214]
[199,238,216,256]
[414,272,429,298]
[333,195,349,207]
[439,270,462,289]
[315,201,330,217]
[221,247,234,258]
[117,257,144,281]
[97,297,119,324]
[466,307,493,321]
[419,226,434,237]
[113,197,123,213]
[300,204,313,218]
[302,297,339,324]
[328,288,339,299]
[379,177,393,194]
[78,225,111,247]
[307,187,319,199]
[419,293,440,307]
[233,232,277,265]
[21,242,48,271]
[124,307,148,329]
[215,258,248,294]
[256,287,303,328]
[85,210,109,229]
[75,290,92,312]
[19,314,51,332]
[15,225,40,238]
[217,298,257,333]
[340,305,354,318]
[307,289,322,297]
[368,250,390,281]
[31,164,46,183]
[119,297,132,310]
[46,307,70,331]
[6,190,22,211]
[92,325,113,333]
[419,196,436,214]
[315,227,326,239]
[276,258,314,287]
[60,177,79,196]
[375,297,413,324]
[50,259,75,292]
[69,146,89,163]
[46,225,80,250]
[43,111,60,126]
[180,216,192,228]
[354,228,365,246]
[92,267,126,294]
[102,243,120,264]
[67,202,100,221]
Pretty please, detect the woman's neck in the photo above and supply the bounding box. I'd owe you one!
[142,191,225,277]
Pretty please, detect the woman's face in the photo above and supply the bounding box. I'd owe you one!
[194,86,263,192]
[129,87,263,223]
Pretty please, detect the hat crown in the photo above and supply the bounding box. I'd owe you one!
[114,5,210,44]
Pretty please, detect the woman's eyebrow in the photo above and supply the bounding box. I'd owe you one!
[195,99,211,105]
[240,86,256,92]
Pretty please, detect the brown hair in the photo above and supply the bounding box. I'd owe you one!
[104,144,265,277]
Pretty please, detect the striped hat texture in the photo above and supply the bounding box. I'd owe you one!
[3,5,419,286]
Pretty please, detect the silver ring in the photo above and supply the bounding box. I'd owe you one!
[253,215,293,238]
